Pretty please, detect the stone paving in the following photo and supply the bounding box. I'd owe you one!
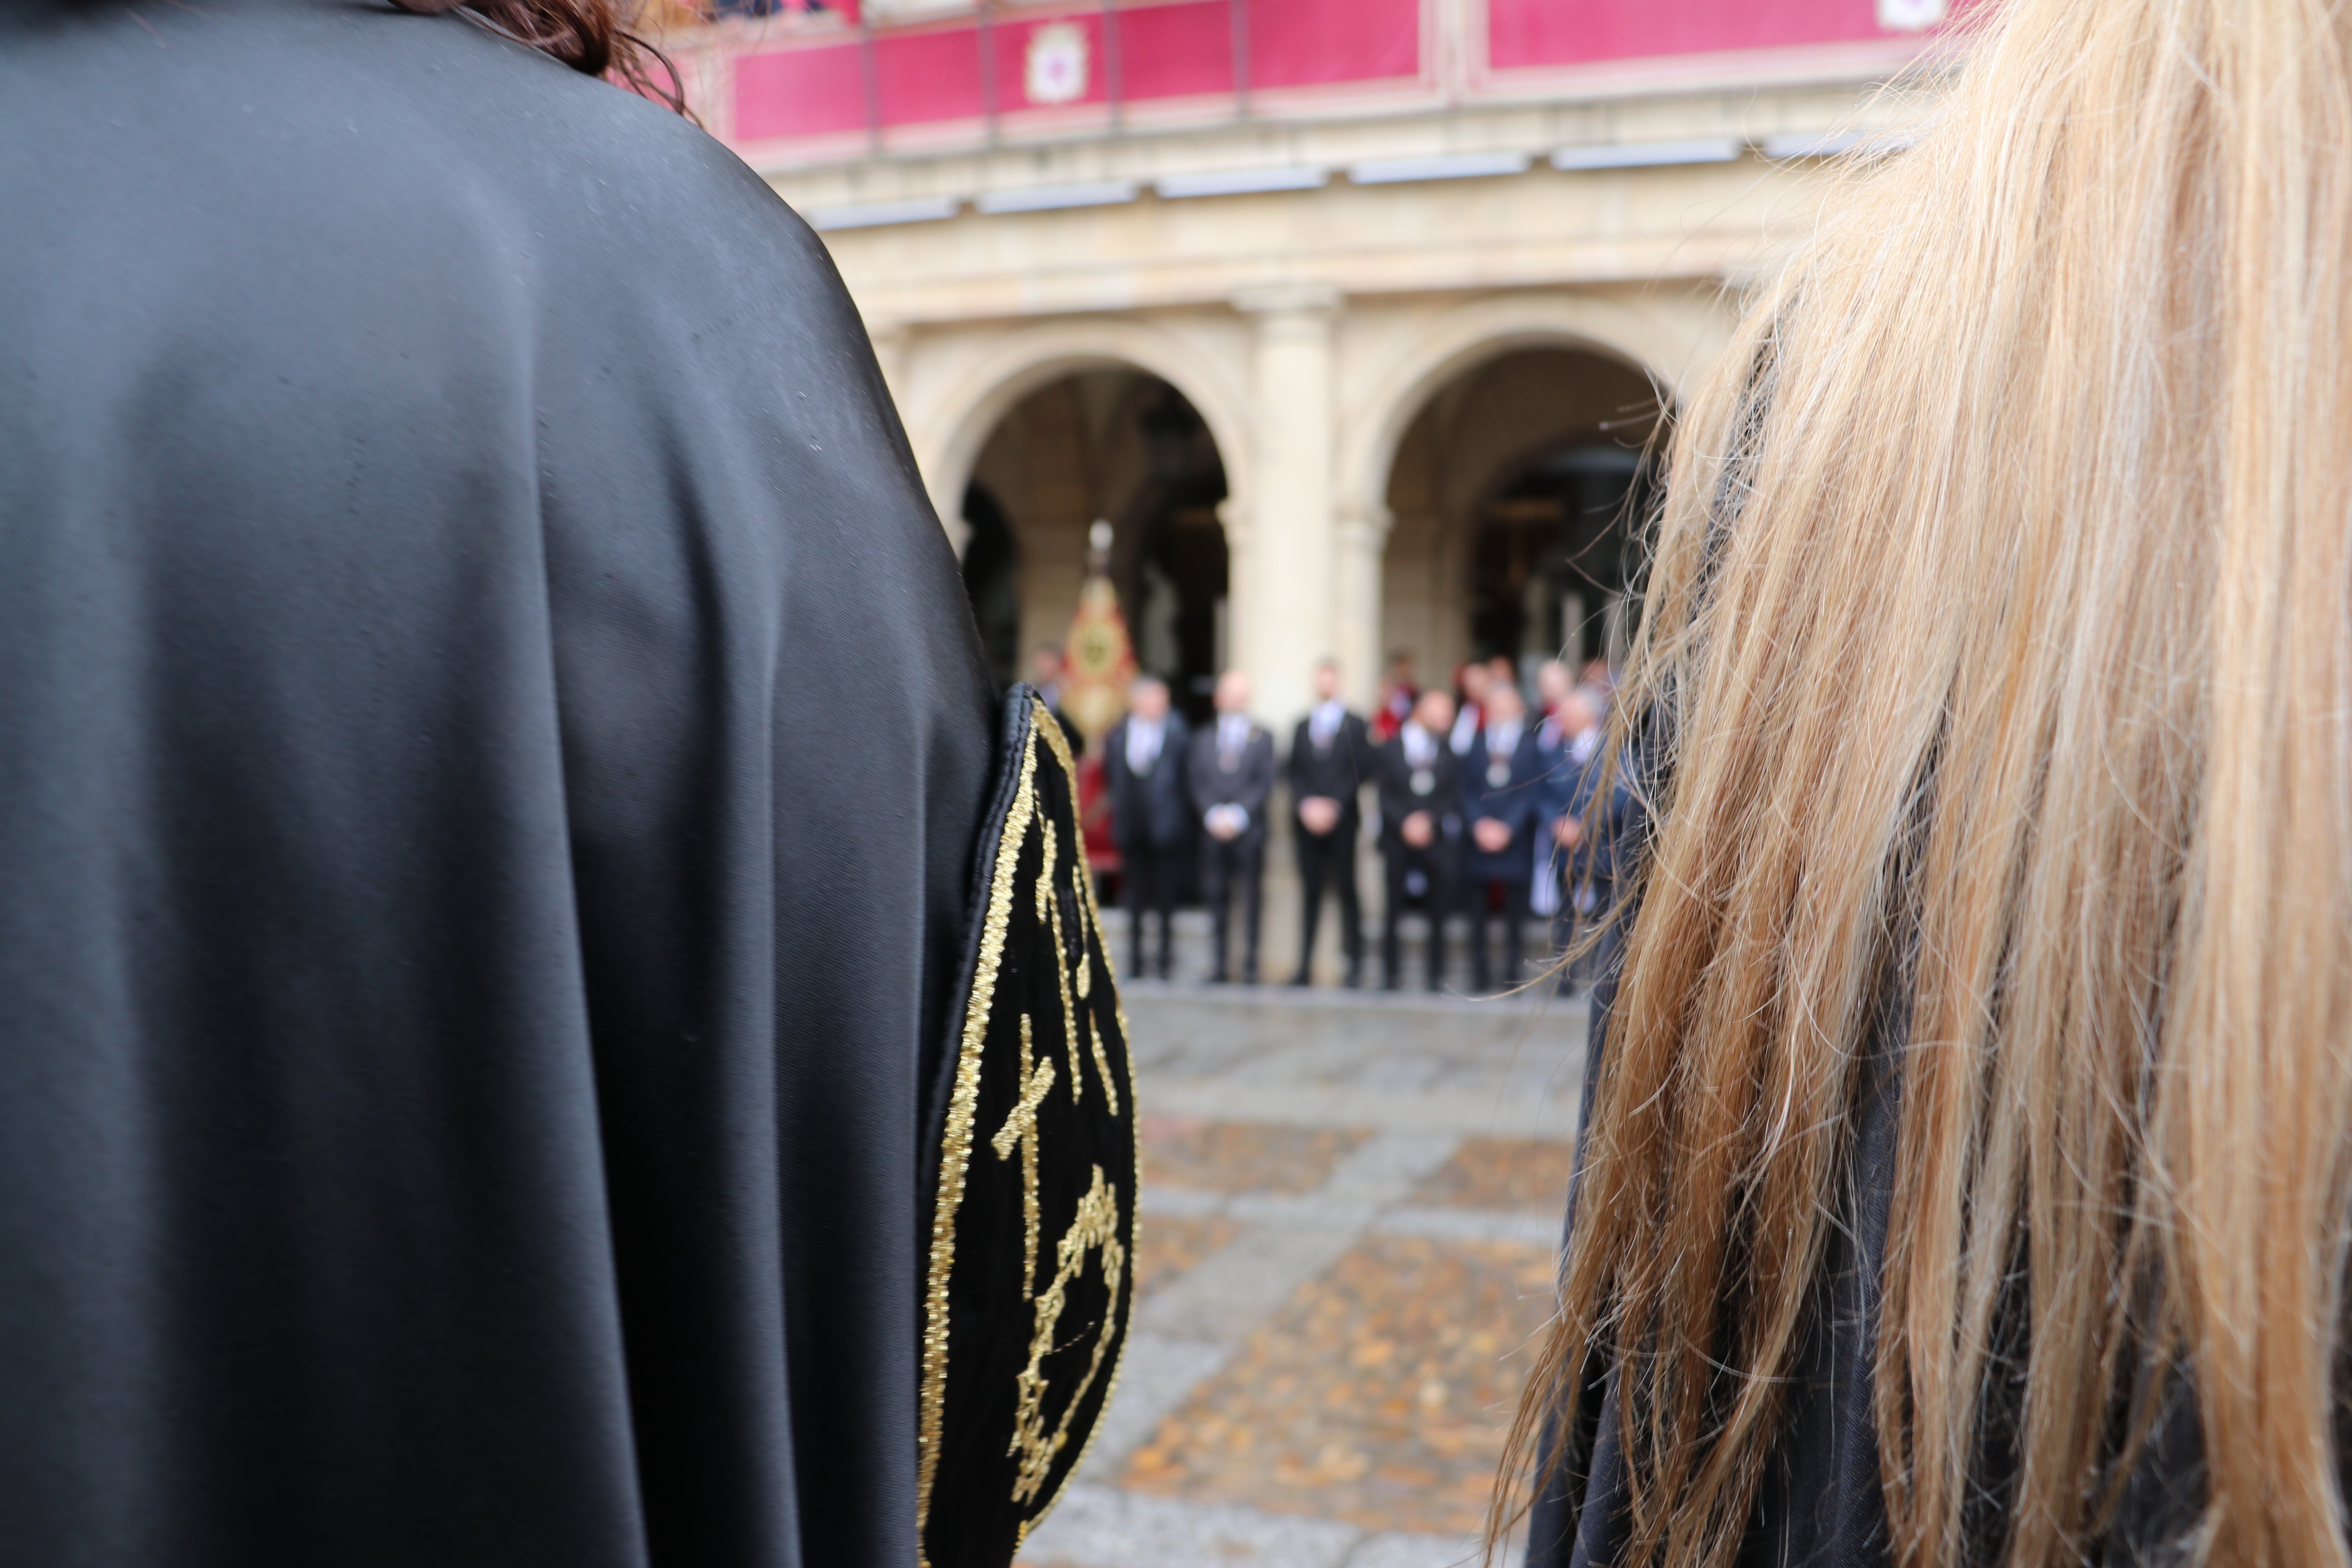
[1019,981,1589,1568]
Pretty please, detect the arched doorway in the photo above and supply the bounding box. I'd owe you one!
[960,367,1230,725]
[1381,346,1662,692]
[1473,445,1655,675]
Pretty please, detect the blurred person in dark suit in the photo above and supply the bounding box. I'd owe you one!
[1031,644,1067,709]
[1534,684,1602,985]
[1286,659,1374,987]
[1449,659,1490,755]
[1376,688,1463,991]
[1372,648,1418,743]
[1188,670,1277,984]
[1534,655,1573,726]
[1104,675,1190,979]
[1030,643,1082,754]
[1461,679,1545,992]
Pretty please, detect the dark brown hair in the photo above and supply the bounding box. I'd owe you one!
[390,0,691,115]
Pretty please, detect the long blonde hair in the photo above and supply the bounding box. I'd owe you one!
[1497,1,2352,1563]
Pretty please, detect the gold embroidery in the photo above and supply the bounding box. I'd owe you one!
[1067,795,1137,1118]
[916,727,1039,1561]
[920,701,1140,1557]
[1087,1009,1120,1119]
[1007,1165,1127,1506]
[1073,860,1094,1002]
[992,1014,1055,1296]
[1036,817,1085,1106]
[1030,769,1143,1525]
[1034,704,1106,1113]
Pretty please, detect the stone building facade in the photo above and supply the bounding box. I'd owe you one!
[660,0,1952,728]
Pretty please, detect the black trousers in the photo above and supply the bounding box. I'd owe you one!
[1121,838,1180,979]
[1467,877,1531,993]
[1382,846,1457,991]
[1293,821,1363,981]
[1200,833,1265,981]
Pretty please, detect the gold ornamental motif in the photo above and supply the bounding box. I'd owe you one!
[917,697,1138,1568]
[1009,1165,1126,1508]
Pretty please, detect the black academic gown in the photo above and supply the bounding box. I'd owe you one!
[1526,944,1899,1568]
[1529,774,2204,1568]
[1525,726,1902,1568]
[0,3,998,1564]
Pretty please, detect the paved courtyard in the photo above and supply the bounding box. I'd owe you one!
[1020,981,1590,1568]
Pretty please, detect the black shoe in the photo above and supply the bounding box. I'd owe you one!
[1382,974,1401,992]
[1206,969,1230,985]
[1343,966,1363,990]
[1289,971,1313,988]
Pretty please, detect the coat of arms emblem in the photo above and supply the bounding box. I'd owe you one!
[1025,22,1089,106]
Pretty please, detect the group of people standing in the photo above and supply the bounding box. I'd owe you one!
[1101,654,1621,992]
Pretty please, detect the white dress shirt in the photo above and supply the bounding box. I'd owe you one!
[1125,715,1165,773]
[1206,713,1255,834]
[1449,703,1480,755]
[1215,712,1251,763]
[1307,699,1345,750]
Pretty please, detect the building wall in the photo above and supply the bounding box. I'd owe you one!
[657,0,1954,728]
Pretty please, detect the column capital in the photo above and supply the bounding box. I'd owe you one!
[1215,497,1253,549]
[1335,504,1393,552]
[1230,283,1344,321]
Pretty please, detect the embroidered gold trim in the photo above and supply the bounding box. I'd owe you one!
[915,724,1040,1562]
[1036,817,1086,1105]
[1033,699,1081,805]
[1073,857,1094,1004]
[1086,1010,1118,1119]
[1007,1165,1127,1506]
[992,1014,1055,1296]
[1023,703,1141,1529]
[1035,822,1143,1533]
[919,700,1139,1559]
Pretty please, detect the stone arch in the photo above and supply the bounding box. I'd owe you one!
[1336,291,1716,537]
[1353,296,1715,687]
[906,316,1254,542]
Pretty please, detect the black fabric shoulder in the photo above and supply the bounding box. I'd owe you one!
[0,2,999,1562]
[918,688,1140,1568]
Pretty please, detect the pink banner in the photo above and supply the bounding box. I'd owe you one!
[875,25,987,125]
[1488,0,1929,69]
[735,39,864,140]
[1119,2,1234,102]
[1250,0,1419,88]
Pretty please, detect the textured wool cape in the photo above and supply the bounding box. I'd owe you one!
[0,1,1007,1561]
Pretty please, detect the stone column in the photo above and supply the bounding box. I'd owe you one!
[1334,504,1391,711]
[1231,285,1342,730]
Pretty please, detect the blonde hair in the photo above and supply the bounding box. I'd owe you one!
[1497,1,2352,1564]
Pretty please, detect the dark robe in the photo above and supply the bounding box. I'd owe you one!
[0,2,1005,1562]
[1529,769,2205,1568]
[1525,936,1900,1568]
